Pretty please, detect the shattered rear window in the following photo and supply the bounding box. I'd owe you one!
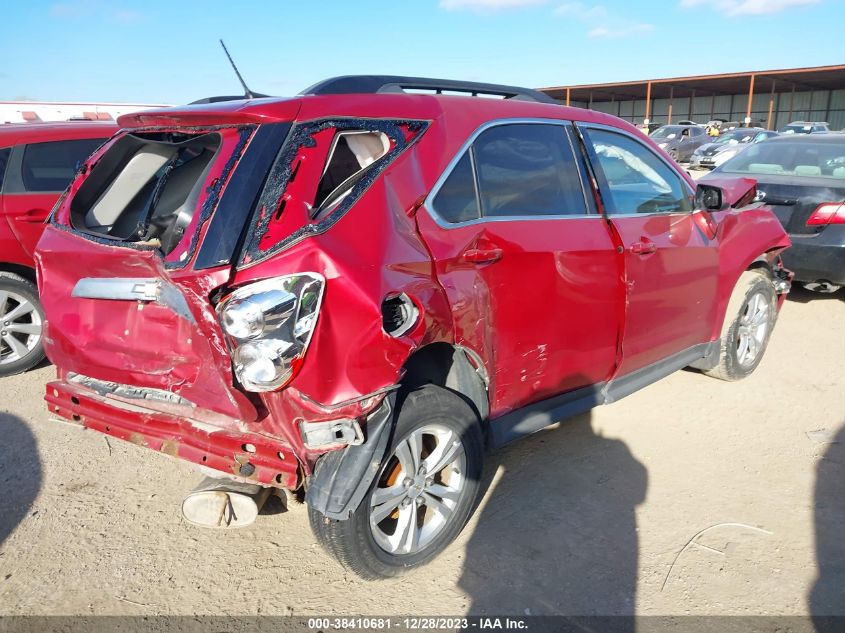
[63,125,254,267]
[239,118,428,267]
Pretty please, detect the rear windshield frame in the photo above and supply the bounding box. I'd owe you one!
[52,124,255,269]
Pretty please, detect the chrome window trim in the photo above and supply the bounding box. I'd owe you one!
[575,121,697,218]
[424,118,597,229]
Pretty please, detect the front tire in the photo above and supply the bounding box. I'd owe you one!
[704,269,777,381]
[309,385,484,579]
[0,273,46,377]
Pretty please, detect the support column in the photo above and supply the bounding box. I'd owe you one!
[644,81,652,124]
[566,88,571,107]
[745,74,756,125]
[766,79,776,130]
[668,86,674,124]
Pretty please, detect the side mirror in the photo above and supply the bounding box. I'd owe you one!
[695,184,724,210]
[696,177,757,210]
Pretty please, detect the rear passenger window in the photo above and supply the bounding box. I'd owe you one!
[431,123,588,223]
[21,138,104,192]
[475,125,588,217]
[0,148,10,192]
[314,131,389,210]
[586,128,693,215]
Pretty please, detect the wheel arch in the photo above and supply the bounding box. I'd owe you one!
[712,250,779,342]
[305,342,490,522]
[398,342,489,423]
[0,262,37,285]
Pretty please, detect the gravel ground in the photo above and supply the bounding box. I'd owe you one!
[0,287,843,617]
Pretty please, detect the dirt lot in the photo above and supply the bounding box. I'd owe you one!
[0,288,843,617]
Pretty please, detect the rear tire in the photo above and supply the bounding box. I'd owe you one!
[308,385,484,579]
[0,273,46,377]
[704,269,777,381]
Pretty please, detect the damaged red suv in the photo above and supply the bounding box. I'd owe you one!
[36,76,792,578]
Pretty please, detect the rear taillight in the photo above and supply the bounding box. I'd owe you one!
[216,274,325,392]
[807,202,845,226]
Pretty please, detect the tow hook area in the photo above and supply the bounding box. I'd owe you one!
[181,477,281,529]
[773,262,793,295]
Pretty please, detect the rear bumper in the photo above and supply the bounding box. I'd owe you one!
[782,230,845,285]
[690,156,715,169]
[45,379,301,488]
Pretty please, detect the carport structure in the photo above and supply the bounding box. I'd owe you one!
[539,64,845,130]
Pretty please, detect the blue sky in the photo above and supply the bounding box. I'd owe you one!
[0,0,840,104]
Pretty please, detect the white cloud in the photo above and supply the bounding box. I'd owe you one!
[439,0,547,10]
[554,2,651,38]
[587,23,655,38]
[679,0,821,16]
[553,2,607,18]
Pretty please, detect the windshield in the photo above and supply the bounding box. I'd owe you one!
[778,124,814,134]
[717,139,845,179]
[715,130,756,145]
[650,126,684,139]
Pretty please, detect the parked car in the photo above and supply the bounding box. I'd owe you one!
[778,121,830,135]
[0,121,117,376]
[36,75,791,579]
[703,134,845,293]
[690,128,778,170]
[637,122,662,134]
[649,124,710,162]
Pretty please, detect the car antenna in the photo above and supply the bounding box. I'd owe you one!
[219,39,255,99]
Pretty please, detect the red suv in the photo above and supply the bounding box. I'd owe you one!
[0,121,117,375]
[35,77,791,578]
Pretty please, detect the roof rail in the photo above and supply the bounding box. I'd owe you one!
[300,75,558,105]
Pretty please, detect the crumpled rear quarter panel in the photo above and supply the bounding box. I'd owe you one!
[234,134,455,427]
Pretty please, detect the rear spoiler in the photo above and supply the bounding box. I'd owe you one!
[117,98,300,129]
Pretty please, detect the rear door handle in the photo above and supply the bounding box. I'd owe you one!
[463,247,503,264]
[629,240,657,255]
[13,208,50,223]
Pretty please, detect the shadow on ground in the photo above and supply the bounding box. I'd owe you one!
[787,286,844,304]
[0,412,42,547]
[810,421,845,631]
[458,412,647,623]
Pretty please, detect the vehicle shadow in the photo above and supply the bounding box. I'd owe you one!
[810,421,845,631]
[787,285,844,304]
[0,413,42,547]
[458,411,647,625]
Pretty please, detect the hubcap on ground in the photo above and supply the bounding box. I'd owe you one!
[369,424,466,556]
[736,291,769,367]
[0,290,41,365]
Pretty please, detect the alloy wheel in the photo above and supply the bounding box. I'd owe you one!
[369,424,467,556]
[0,289,43,366]
[736,291,769,367]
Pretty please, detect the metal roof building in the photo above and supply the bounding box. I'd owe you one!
[539,64,845,130]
